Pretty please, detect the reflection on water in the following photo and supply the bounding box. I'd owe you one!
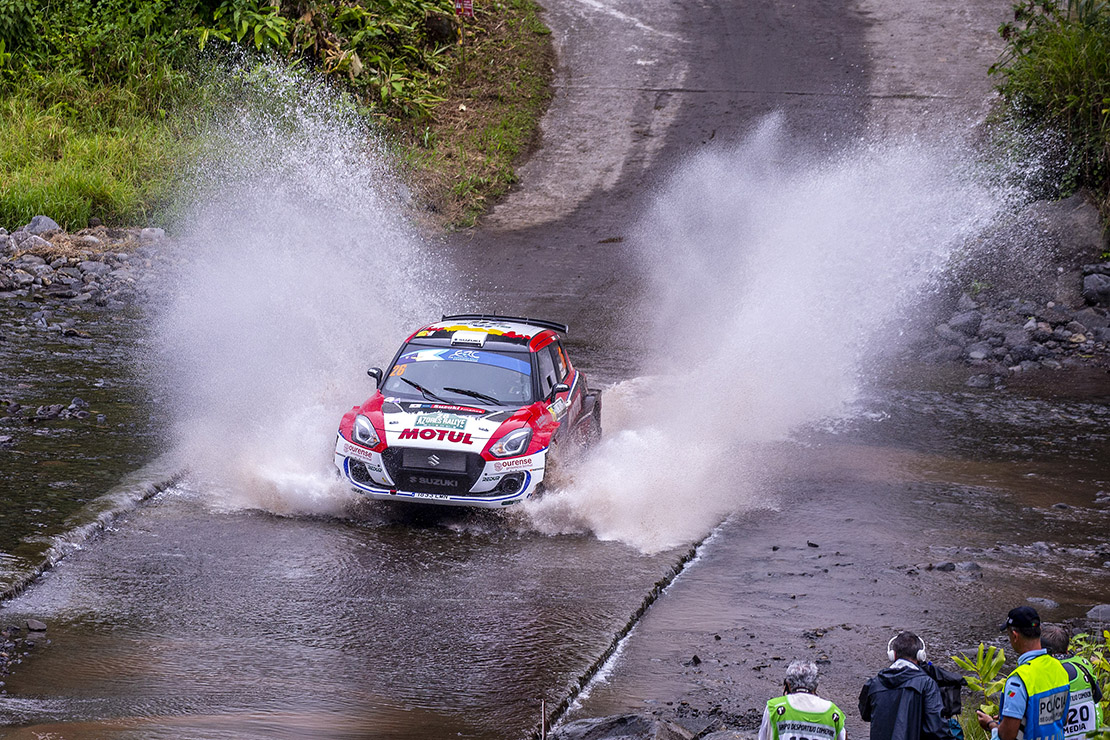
[0,487,681,739]
[0,301,159,590]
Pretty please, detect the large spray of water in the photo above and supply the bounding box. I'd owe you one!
[525,117,1013,552]
[151,65,452,514]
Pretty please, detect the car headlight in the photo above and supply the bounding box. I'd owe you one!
[489,427,532,458]
[352,414,380,448]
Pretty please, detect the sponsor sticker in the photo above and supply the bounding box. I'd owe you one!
[493,457,532,472]
[414,492,451,500]
[410,403,485,414]
[343,442,377,461]
[415,411,467,430]
[399,428,474,444]
[448,350,481,362]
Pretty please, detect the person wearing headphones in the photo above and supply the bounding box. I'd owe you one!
[859,631,948,740]
[759,660,847,740]
[977,607,1071,740]
[1040,623,1103,740]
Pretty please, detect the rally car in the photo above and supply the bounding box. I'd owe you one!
[334,314,602,508]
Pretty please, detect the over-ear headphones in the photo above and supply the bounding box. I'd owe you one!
[887,632,927,663]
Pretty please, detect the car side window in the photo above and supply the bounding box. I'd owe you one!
[537,345,558,398]
[550,342,568,380]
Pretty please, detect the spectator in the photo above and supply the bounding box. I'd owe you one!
[858,631,947,740]
[1041,623,1103,740]
[759,660,847,740]
[977,606,1070,740]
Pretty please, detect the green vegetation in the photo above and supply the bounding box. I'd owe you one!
[991,0,1110,208]
[0,0,552,230]
[952,633,1110,740]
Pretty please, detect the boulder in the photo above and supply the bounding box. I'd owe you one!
[78,261,111,277]
[949,310,983,336]
[139,227,165,242]
[1086,604,1110,620]
[1083,274,1110,306]
[553,715,656,740]
[25,618,46,632]
[24,215,61,235]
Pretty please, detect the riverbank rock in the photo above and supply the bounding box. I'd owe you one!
[1086,604,1110,620]
[912,191,1110,379]
[553,715,707,740]
[0,218,170,308]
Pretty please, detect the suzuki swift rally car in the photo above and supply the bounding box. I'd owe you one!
[334,315,602,508]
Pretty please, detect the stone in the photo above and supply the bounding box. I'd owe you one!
[139,227,165,242]
[87,217,102,227]
[1083,274,1110,306]
[1075,307,1109,329]
[77,261,111,276]
[34,404,64,419]
[553,714,655,740]
[935,324,970,347]
[22,235,51,251]
[1009,343,1040,362]
[966,374,993,388]
[0,435,13,446]
[1086,604,1110,620]
[1027,597,1059,609]
[24,215,61,235]
[949,310,983,336]
[967,341,993,360]
[25,619,46,632]
[1083,262,1110,276]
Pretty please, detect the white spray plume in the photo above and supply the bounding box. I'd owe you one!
[151,63,453,513]
[526,117,1011,553]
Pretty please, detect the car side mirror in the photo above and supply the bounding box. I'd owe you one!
[367,367,383,385]
[552,383,570,395]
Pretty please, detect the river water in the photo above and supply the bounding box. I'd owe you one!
[2,4,1109,737]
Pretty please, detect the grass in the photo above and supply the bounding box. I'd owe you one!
[398,0,554,227]
[0,0,554,232]
[991,0,1110,209]
[0,93,181,230]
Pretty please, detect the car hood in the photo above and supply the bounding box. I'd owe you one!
[379,401,514,450]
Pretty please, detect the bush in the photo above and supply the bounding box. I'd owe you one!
[991,0,1110,205]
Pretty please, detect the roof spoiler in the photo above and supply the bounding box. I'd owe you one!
[441,313,569,335]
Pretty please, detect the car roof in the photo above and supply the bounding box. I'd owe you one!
[409,315,567,350]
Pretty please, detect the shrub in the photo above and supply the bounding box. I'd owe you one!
[991,0,1110,205]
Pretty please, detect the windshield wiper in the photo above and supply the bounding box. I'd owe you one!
[443,386,502,406]
[400,377,449,403]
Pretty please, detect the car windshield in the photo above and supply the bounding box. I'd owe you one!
[381,346,534,406]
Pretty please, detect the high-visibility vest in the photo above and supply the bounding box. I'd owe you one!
[767,695,845,740]
[1060,656,1103,740]
[1008,654,1071,740]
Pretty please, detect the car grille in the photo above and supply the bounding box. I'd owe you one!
[382,447,484,495]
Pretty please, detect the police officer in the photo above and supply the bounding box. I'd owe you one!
[977,606,1071,740]
[1041,624,1104,740]
[759,660,847,740]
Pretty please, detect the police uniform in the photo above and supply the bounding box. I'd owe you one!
[1059,655,1103,740]
[997,649,1071,740]
[761,693,847,740]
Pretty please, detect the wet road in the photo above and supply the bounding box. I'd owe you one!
[4,0,1107,738]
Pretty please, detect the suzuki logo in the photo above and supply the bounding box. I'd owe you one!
[428,454,441,467]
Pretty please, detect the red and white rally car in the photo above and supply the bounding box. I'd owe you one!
[334,315,602,508]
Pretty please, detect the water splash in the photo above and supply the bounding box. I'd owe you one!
[526,117,1015,553]
[149,63,453,514]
